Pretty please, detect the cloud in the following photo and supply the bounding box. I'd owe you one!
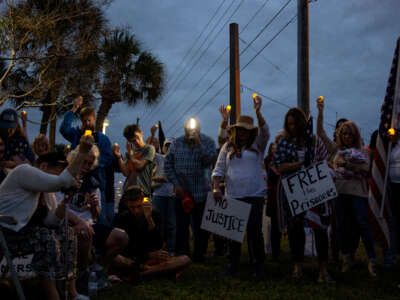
[19,0,399,148]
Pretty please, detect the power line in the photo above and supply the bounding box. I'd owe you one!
[165,0,233,94]
[140,0,229,123]
[165,66,229,135]
[240,84,291,109]
[239,37,287,76]
[162,1,294,135]
[147,0,273,129]
[240,14,297,72]
[167,13,298,136]
[171,82,230,137]
[144,0,244,127]
[241,84,336,129]
[167,0,228,87]
[238,0,293,58]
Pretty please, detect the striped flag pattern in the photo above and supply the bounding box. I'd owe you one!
[368,38,400,250]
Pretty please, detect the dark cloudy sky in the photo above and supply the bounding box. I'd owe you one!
[23,0,400,147]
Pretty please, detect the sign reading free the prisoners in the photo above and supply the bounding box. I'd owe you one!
[282,160,337,216]
[201,193,251,243]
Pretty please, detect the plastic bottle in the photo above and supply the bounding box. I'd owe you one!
[88,271,98,298]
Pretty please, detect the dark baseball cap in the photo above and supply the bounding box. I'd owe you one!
[0,109,18,129]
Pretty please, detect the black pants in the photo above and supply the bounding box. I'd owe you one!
[175,198,210,261]
[270,210,282,259]
[287,214,329,263]
[229,197,266,266]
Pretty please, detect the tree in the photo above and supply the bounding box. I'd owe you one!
[95,28,165,131]
[0,0,107,147]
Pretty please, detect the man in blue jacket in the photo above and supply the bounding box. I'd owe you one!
[60,96,114,225]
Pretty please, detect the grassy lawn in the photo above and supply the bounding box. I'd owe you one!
[1,236,399,300]
[97,236,400,300]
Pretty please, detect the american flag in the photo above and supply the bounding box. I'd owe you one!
[368,38,400,250]
[304,116,315,167]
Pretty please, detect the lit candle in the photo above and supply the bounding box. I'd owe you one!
[317,96,324,103]
[388,128,396,136]
[84,130,92,136]
[114,142,119,147]
[66,145,71,150]
[143,197,150,203]
[22,110,27,115]
[189,118,196,130]
[226,105,231,112]
[252,93,258,99]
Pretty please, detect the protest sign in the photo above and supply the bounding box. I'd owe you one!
[281,160,337,216]
[200,193,251,243]
[0,254,35,279]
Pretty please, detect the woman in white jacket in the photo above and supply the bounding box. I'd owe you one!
[0,135,94,300]
[212,96,269,278]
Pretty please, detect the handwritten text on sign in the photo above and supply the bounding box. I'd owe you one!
[201,193,251,243]
[282,160,337,216]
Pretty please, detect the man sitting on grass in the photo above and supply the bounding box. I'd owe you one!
[112,185,191,282]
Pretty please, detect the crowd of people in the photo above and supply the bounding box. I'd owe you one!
[0,93,399,299]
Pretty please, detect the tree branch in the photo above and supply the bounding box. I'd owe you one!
[0,48,15,88]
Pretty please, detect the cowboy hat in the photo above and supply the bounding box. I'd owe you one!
[228,115,257,132]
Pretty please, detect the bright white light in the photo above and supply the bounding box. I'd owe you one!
[189,118,196,129]
[102,119,110,134]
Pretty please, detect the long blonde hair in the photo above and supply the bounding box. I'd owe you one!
[336,121,363,149]
[66,144,100,170]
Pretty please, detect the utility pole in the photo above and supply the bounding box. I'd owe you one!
[297,0,310,116]
[230,23,241,125]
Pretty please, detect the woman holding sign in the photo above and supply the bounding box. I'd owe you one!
[333,121,377,277]
[212,95,270,279]
[273,107,333,283]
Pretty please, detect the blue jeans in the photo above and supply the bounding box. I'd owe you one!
[153,195,176,254]
[335,194,376,260]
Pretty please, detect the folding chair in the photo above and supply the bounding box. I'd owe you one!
[0,215,26,300]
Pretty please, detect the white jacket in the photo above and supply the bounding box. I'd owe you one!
[0,164,76,231]
[212,123,270,199]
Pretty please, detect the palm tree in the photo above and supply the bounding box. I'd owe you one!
[95,29,165,131]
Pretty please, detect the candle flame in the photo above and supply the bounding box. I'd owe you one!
[189,118,196,129]
[226,105,231,111]
[388,128,396,136]
[252,93,258,99]
[84,130,92,136]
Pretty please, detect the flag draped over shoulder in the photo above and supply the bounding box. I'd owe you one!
[368,38,400,250]
[304,116,315,167]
